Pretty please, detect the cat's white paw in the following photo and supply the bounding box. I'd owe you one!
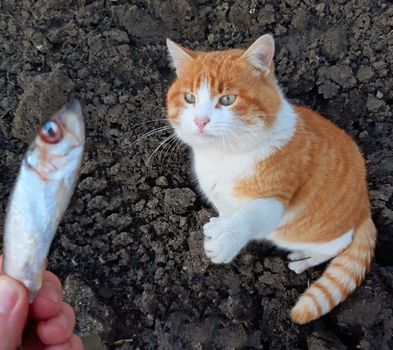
[288,260,309,274]
[287,251,311,274]
[203,218,246,264]
[203,217,221,239]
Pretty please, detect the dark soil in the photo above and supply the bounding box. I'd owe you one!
[1,0,393,349]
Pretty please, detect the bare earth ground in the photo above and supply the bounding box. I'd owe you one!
[0,0,393,349]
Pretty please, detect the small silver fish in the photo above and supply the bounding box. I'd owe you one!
[3,99,85,301]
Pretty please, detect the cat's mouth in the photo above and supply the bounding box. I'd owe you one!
[195,130,215,138]
[186,129,216,145]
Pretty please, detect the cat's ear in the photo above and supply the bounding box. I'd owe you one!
[166,39,196,73]
[242,34,275,75]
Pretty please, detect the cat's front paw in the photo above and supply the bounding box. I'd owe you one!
[203,218,246,264]
[203,217,221,239]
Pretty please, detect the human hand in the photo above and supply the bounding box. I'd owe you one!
[0,256,83,350]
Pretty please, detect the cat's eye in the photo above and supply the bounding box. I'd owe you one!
[219,95,237,106]
[184,93,196,104]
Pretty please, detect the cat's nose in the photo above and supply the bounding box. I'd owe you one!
[194,117,210,130]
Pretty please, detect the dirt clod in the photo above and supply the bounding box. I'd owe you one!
[63,274,115,338]
[13,69,74,143]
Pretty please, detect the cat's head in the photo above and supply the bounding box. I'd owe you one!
[166,35,283,152]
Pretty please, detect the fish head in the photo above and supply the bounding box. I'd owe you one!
[25,99,85,181]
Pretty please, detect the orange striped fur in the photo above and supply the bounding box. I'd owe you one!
[166,35,377,324]
[291,217,376,324]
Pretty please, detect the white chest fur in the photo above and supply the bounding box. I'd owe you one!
[192,149,254,216]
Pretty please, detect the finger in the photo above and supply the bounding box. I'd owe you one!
[37,303,76,345]
[30,271,63,320]
[0,275,29,349]
[21,319,45,350]
[45,334,84,350]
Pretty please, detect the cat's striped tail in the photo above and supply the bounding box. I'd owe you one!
[291,216,377,324]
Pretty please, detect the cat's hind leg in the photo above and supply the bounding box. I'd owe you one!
[287,251,332,274]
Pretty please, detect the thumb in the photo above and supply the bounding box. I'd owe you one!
[0,275,29,350]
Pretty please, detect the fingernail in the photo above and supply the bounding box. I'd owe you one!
[0,277,19,315]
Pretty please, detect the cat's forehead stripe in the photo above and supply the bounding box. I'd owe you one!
[189,53,239,94]
[193,73,211,93]
[193,73,225,95]
[197,80,211,101]
[193,74,203,92]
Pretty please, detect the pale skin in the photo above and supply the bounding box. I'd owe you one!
[0,256,83,350]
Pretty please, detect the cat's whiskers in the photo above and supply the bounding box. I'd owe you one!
[218,124,251,134]
[226,129,250,150]
[131,119,169,128]
[232,131,249,148]
[146,133,177,166]
[207,125,226,147]
[157,136,176,169]
[215,121,297,150]
[209,124,252,150]
[174,138,184,156]
[163,137,184,172]
[131,126,174,147]
[159,135,180,170]
[217,129,226,149]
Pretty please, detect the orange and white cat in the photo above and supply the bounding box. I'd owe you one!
[165,34,376,324]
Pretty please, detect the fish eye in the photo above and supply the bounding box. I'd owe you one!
[219,95,237,106]
[184,93,196,104]
[39,120,62,144]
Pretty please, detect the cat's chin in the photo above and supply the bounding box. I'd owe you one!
[184,134,218,148]
[175,129,216,147]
